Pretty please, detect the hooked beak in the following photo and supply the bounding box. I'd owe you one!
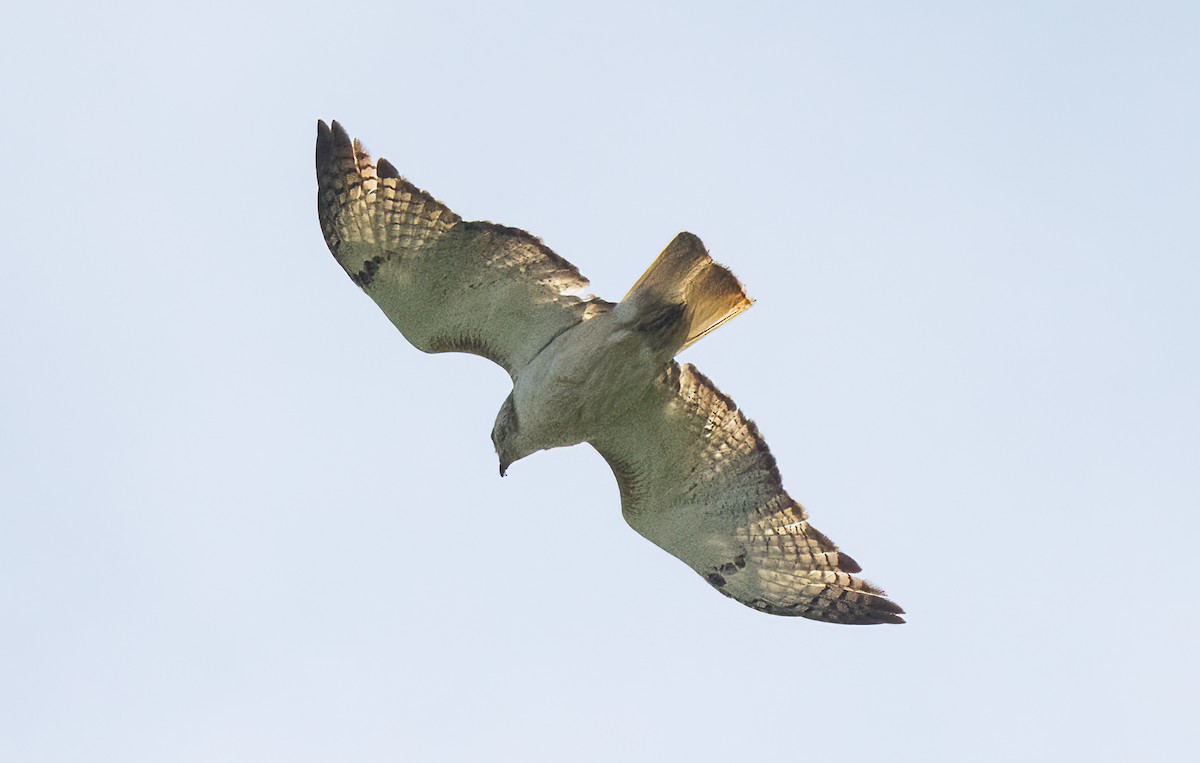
[499,459,510,478]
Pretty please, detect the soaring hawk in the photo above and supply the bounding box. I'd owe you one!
[316,120,904,624]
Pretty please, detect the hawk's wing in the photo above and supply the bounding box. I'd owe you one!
[316,120,611,376]
[591,363,904,624]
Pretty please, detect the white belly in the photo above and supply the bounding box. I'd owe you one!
[512,312,663,452]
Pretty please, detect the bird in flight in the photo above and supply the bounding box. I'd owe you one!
[316,120,904,624]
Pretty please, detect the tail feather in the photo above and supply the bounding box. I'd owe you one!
[624,232,752,353]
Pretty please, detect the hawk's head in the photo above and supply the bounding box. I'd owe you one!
[491,395,534,477]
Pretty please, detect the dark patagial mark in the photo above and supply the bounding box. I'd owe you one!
[705,554,747,591]
[705,572,727,588]
[354,255,386,288]
[593,445,647,516]
[427,332,510,372]
[700,554,748,589]
[717,554,747,576]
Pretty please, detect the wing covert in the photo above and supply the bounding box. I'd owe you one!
[316,120,611,376]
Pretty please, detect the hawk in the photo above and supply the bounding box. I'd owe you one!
[316,120,904,624]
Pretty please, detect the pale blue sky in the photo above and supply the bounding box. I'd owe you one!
[3,2,1197,760]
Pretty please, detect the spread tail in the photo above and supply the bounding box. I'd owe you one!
[623,232,752,354]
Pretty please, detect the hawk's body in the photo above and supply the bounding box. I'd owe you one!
[317,120,904,624]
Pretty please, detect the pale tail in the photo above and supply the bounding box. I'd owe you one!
[623,232,753,353]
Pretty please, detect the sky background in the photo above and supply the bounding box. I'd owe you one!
[2,1,1198,760]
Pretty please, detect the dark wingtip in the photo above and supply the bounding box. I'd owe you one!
[837,552,863,574]
[883,599,906,615]
[377,157,400,179]
[850,605,906,625]
[873,597,906,624]
[316,120,332,169]
[316,119,352,169]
